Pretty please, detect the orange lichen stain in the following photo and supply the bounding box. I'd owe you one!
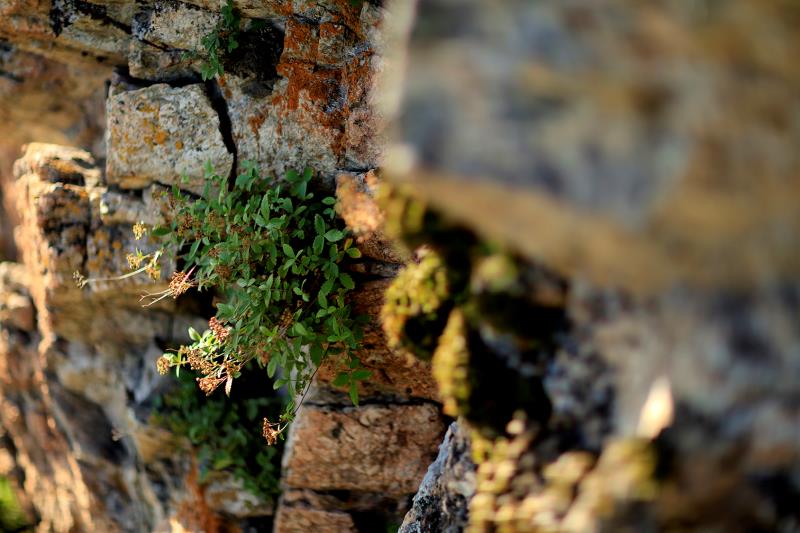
[248,111,268,137]
[277,61,341,114]
[274,0,293,17]
[283,18,319,62]
[135,102,156,114]
[328,0,364,35]
[175,459,224,533]
[153,130,168,145]
[175,140,184,150]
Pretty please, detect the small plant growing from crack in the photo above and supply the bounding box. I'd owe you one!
[179,0,240,80]
[76,162,371,443]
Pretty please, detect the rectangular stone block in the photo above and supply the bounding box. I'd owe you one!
[282,403,445,496]
[106,83,233,195]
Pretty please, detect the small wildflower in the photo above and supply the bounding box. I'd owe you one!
[209,316,229,343]
[73,271,87,288]
[262,418,280,446]
[168,270,195,297]
[133,222,148,240]
[145,261,161,281]
[185,347,215,374]
[126,252,144,270]
[156,356,170,375]
[176,213,196,238]
[214,264,232,281]
[197,376,224,396]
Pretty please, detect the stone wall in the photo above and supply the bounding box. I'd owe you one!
[2,0,797,532]
[0,0,446,531]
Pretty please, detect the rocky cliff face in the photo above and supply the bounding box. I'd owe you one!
[0,1,446,531]
[1,0,798,532]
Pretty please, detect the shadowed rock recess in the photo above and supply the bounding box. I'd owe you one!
[0,0,797,532]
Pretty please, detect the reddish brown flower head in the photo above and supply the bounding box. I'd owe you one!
[209,316,229,343]
[262,418,280,446]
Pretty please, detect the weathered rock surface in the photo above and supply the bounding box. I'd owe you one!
[399,422,475,533]
[0,1,446,531]
[282,402,445,496]
[223,2,386,181]
[388,1,800,531]
[106,83,233,195]
[4,142,271,532]
[384,0,800,294]
[274,505,356,533]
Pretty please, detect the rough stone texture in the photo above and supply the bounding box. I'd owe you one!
[0,43,107,259]
[127,1,218,80]
[106,83,233,195]
[132,1,219,52]
[0,0,142,66]
[384,0,800,295]
[399,422,475,533]
[0,1,442,531]
[316,279,439,402]
[223,2,387,181]
[13,143,175,343]
[274,506,356,533]
[4,143,270,532]
[282,403,445,496]
[387,1,800,531]
[0,279,121,533]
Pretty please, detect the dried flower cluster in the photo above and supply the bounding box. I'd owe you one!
[209,317,229,343]
[156,356,171,375]
[132,222,148,240]
[262,418,281,446]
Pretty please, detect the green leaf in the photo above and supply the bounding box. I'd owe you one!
[339,273,355,290]
[151,226,171,237]
[282,243,295,258]
[351,369,372,381]
[322,196,336,205]
[346,247,362,258]
[314,214,326,235]
[235,171,254,190]
[188,327,201,341]
[332,372,349,388]
[188,239,201,261]
[313,235,325,256]
[293,179,307,198]
[349,381,359,406]
[324,229,344,242]
[267,356,278,378]
[310,344,324,366]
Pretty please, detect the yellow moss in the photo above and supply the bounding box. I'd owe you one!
[432,308,471,417]
[379,183,425,240]
[381,249,450,359]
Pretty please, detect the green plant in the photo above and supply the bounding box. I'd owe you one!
[152,162,369,439]
[152,369,282,502]
[197,0,240,80]
[0,476,31,532]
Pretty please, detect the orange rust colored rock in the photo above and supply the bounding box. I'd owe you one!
[274,506,355,533]
[282,403,446,496]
